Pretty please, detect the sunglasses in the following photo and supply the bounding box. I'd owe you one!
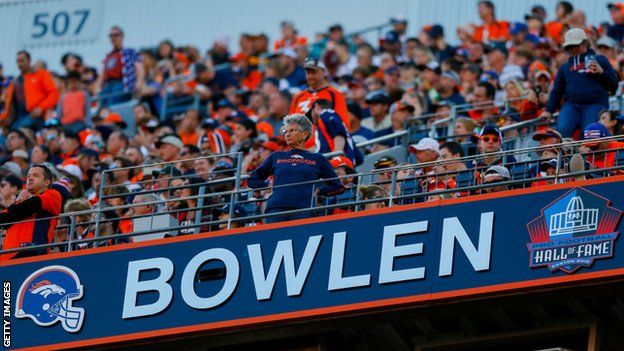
[481,136,500,143]
[109,33,122,38]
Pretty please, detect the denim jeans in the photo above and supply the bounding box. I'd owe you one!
[557,102,606,138]
[13,114,44,131]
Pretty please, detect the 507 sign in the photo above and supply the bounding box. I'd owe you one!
[19,0,103,47]
[31,10,90,39]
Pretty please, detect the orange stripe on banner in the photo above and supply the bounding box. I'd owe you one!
[11,266,624,351]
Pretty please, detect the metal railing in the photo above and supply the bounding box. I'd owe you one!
[1,134,622,258]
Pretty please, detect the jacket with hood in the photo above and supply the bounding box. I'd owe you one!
[546,49,619,113]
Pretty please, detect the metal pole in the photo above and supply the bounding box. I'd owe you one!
[67,215,76,252]
[227,152,243,229]
[193,185,206,234]
[389,168,397,207]
[94,169,107,239]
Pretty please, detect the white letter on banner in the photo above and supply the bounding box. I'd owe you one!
[328,231,371,291]
[181,248,240,309]
[248,235,322,301]
[122,257,174,319]
[379,221,427,284]
[438,212,494,277]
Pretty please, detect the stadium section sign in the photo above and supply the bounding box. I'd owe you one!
[18,0,104,47]
[1,178,623,350]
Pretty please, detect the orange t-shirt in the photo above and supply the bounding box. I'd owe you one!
[60,90,87,125]
[473,20,511,43]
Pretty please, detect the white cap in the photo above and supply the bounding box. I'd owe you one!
[61,164,82,180]
[597,35,618,49]
[11,149,29,159]
[155,135,183,149]
[409,137,440,154]
[280,47,298,60]
[484,165,510,181]
[562,28,587,48]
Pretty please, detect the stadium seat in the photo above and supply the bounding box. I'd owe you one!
[616,149,624,166]
[455,170,477,188]
[399,177,422,205]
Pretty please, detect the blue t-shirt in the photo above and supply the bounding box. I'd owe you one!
[248,149,344,211]
[314,109,363,165]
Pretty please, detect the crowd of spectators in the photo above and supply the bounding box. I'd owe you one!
[1,1,624,258]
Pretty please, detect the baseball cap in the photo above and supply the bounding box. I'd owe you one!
[330,156,354,171]
[390,15,407,24]
[540,159,559,172]
[416,60,441,74]
[11,149,29,160]
[596,36,618,49]
[391,101,415,113]
[365,92,390,104]
[215,99,235,110]
[347,102,363,120]
[562,28,587,48]
[608,3,624,11]
[280,47,298,60]
[202,118,220,129]
[384,31,400,44]
[535,70,552,80]
[61,164,82,180]
[104,113,127,129]
[483,165,510,181]
[373,156,397,169]
[441,70,461,86]
[532,128,562,142]
[583,122,611,142]
[479,70,499,83]
[303,57,327,71]
[425,24,444,39]
[215,204,248,219]
[78,148,100,159]
[510,22,528,35]
[479,125,503,139]
[153,165,182,178]
[409,137,440,154]
[155,134,183,149]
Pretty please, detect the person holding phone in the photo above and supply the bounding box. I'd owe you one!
[540,28,619,138]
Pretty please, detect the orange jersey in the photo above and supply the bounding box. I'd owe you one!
[290,85,350,130]
[0,188,62,261]
[473,20,511,43]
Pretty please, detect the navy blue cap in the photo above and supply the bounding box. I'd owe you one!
[584,122,611,140]
[426,24,444,39]
[365,92,390,104]
[478,125,503,139]
[78,148,99,158]
[385,31,400,44]
[202,118,219,129]
[218,204,248,218]
[216,99,235,110]
[510,22,528,35]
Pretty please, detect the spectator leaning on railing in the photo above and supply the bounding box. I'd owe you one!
[0,164,68,261]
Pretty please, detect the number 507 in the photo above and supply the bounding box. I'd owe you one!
[32,10,90,39]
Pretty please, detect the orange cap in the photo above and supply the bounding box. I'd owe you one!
[330,156,354,170]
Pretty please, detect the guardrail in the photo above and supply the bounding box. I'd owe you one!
[1,134,622,258]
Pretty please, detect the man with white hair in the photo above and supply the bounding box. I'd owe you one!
[540,28,619,138]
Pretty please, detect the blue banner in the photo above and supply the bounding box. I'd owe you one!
[1,178,623,350]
